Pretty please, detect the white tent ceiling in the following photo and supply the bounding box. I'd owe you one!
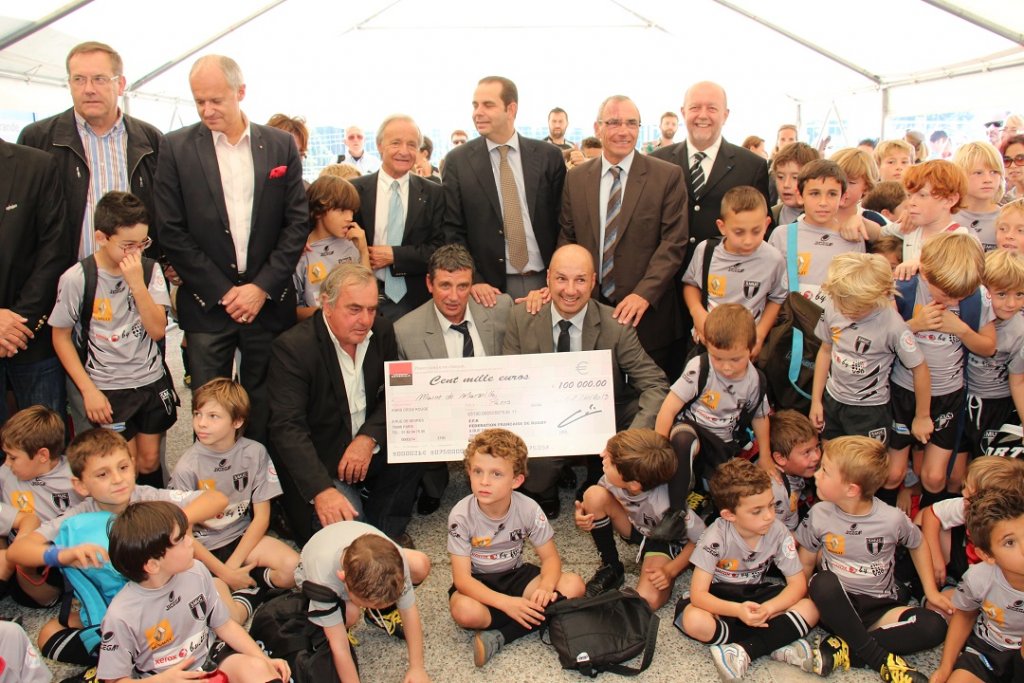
[1,0,1021,146]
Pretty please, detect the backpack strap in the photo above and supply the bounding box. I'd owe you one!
[681,353,711,417]
[76,256,159,366]
[785,223,812,400]
[958,289,982,333]
[894,277,918,321]
[599,614,659,676]
[700,237,721,311]
[301,580,344,620]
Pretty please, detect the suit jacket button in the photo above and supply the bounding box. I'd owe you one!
[689,237,696,244]
[694,205,701,212]
[224,229,230,234]
[230,263,236,269]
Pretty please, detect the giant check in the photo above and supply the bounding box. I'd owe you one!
[385,350,616,462]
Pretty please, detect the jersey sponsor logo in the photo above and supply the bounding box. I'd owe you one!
[198,479,216,491]
[797,252,810,276]
[725,263,746,273]
[708,275,726,298]
[982,600,1005,626]
[166,590,181,610]
[146,619,175,650]
[898,330,918,353]
[743,280,760,299]
[232,472,249,491]
[717,558,739,571]
[846,523,862,535]
[471,536,492,547]
[189,595,209,621]
[214,459,231,472]
[309,261,328,284]
[448,523,463,539]
[267,464,279,484]
[12,490,34,513]
[855,336,871,354]
[935,412,954,431]
[702,541,721,558]
[824,533,846,555]
[100,629,118,652]
[866,537,885,556]
[892,421,910,435]
[830,326,842,343]
[51,492,71,511]
[782,534,798,559]
[700,390,720,410]
[93,297,113,322]
[153,629,207,668]
[813,234,834,247]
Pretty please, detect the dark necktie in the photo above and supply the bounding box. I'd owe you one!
[557,320,573,353]
[450,321,474,358]
[690,151,707,198]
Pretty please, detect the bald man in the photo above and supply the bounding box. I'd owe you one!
[502,245,668,517]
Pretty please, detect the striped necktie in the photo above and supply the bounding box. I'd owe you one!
[601,165,623,301]
[690,151,707,198]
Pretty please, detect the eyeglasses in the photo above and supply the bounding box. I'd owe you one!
[985,121,1005,130]
[452,139,467,145]
[346,134,364,140]
[1004,154,1024,167]
[598,119,641,130]
[69,75,119,87]
[112,237,153,253]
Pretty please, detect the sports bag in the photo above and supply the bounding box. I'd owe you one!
[541,588,658,677]
[249,582,342,682]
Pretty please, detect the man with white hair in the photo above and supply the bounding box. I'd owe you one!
[344,125,381,174]
[155,54,308,444]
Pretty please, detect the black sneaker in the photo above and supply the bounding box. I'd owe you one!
[60,667,98,683]
[365,605,406,640]
[584,563,624,597]
[540,497,560,519]
[647,509,689,542]
[557,465,578,490]
[417,492,441,515]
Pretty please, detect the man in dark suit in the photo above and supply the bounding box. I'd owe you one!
[651,81,770,262]
[394,244,512,514]
[442,76,566,301]
[268,264,417,545]
[155,55,308,444]
[0,140,72,423]
[558,95,688,378]
[350,115,445,321]
[503,245,668,517]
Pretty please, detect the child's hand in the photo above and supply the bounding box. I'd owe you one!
[925,589,954,616]
[911,415,933,444]
[758,456,782,482]
[219,562,256,590]
[151,657,204,681]
[938,310,969,336]
[911,302,944,332]
[929,664,953,683]
[643,566,673,591]
[119,251,146,291]
[60,543,108,569]
[528,587,557,609]
[267,658,291,682]
[83,387,114,425]
[931,551,947,588]
[809,400,825,430]
[750,338,763,361]
[896,487,914,517]
[573,501,594,531]
[346,224,366,245]
[736,601,768,627]
[894,260,920,281]
[838,218,868,242]
[501,595,546,629]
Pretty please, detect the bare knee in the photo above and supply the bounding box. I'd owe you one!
[404,550,431,585]
[681,605,716,642]
[449,595,490,629]
[557,572,585,599]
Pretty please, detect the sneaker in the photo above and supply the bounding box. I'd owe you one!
[473,629,505,667]
[584,562,624,597]
[365,605,405,640]
[710,643,750,682]
[687,490,711,515]
[60,667,98,683]
[879,653,928,683]
[811,635,851,676]
[770,638,814,670]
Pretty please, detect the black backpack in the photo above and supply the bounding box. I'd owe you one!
[541,589,658,677]
[249,582,343,682]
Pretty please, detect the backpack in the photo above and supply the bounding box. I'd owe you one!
[53,511,127,657]
[682,352,768,446]
[541,589,658,677]
[249,581,342,682]
[756,222,823,413]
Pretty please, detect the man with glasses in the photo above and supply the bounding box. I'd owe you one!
[558,95,687,378]
[18,42,162,263]
[984,118,1004,147]
[343,125,381,175]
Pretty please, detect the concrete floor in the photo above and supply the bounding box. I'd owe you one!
[14,327,944,682]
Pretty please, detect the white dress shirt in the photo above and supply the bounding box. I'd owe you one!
[433,305,487,358]
[551,304,588,352]
[323,317,373,435]
[485,133,546,274]
[598,151,636,276]
[212,122,255,273]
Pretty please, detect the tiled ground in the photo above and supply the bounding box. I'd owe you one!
[15,328,943,682]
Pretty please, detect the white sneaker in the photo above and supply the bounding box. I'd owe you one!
[770,638,814,669]
[710,643,751,682]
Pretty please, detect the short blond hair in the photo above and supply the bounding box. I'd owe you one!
[920,233,984,300]
[824,436,888,499]
[875,139,915,165]
[964,456,1024,495]
[319,163,362,180]
[821,253,895,317]
[983,249,1024,293]
[954,141,1005,203]
[464,428,528,478]
[999,198,1024,224]
[831,148,880,193]
[192,378,250,437]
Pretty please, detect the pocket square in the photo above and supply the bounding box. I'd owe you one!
[269,165,287,179]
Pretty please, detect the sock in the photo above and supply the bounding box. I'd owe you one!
[0,579,9,601]
[919,488,944,509]
[667,427,699,509]
[708,616,729,645]
[232,593,254,621]
[589,518,621,568]
[809,571,889,671]
[251,566,276,590]
[136,467,164,489]
[496,618,532,645]
[876,486,899,507]
[738,610,811,660]
[871,607,946,655]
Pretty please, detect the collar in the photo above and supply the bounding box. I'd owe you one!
[322,314,373,360]
[485,131,520,154]
[687,135,723,160]
[601,150,635,177]
[74,109,125,137]
[433,301,475,329]
[378,167,411,190]
[211,116,251,147]
[552,302,588,330]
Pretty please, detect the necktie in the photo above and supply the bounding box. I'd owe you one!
[557,320,573,353]
[601,166,622,301]
[690,151,707,199]
[384,180,407,303]
[450,321,474,358]
[498,145,529,272]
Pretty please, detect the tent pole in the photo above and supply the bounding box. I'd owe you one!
[919,0,1024,45]
[0,0,94,52]
[880,88,889,141]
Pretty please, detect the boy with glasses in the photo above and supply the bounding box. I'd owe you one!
[50,191,176,488]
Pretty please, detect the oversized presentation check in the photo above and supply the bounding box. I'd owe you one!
[385,350,616,462]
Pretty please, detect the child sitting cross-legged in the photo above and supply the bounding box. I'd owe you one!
[675,458,817,683]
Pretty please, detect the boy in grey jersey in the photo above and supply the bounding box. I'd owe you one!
[50,191,176,489]
[809,254,931,448]
[788,437,947,682]
[170,379,299,624]
[99,501,289,682]
[683,186,786,357]
[448,429,584,667]
[761,411,820,531]
[0,621,51,683]
[933,488,1024,683]
[295,521,431,683]
[574,430,703,610]
[675,459,816,682]
[0,405,83,607]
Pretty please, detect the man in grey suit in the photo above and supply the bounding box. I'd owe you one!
[395,244,512,514]
[503,244,667,517]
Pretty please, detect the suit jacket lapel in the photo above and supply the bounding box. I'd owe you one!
[195,127,229,228]
[422,305,449,358]
[470,300,496,355]
[680,142,694,194]
[584,160,601,243]
[537,305,555,353]
[315,313,347,408]
[615,154,648,242]
[362,331,384,409]
[519,137,541,223]
[468,140,502,220]
[250,125,268,231]
[405,175,425,241]
[703,141,736,198]
[360,173,379,241]
[581,303,601,350]
[0,142,14,228]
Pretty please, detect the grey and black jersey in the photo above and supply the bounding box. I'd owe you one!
[682,240,788,322]
[670,356,769,442]
[692,517,803,585]
[448,491,554,575]
[967,310,1024,399]
[768,219,866,306]
[953,561,1024,651]
[0,456,83,528]
[770,473,808,531]
[597,477,705,542]
[37,486,200,542]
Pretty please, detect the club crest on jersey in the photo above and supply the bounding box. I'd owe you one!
[189,595,209,621]
[232,472,249,491]
[866,537,885,556]
[855,336,871,354]
[743,280,760,299]
[868,428,887,443]
[51,492,71,511]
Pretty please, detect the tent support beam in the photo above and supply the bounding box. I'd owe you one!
[126,0,287,92]
[919,0,1024,46]
[710,0,881,84]
[0,0,95,52]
